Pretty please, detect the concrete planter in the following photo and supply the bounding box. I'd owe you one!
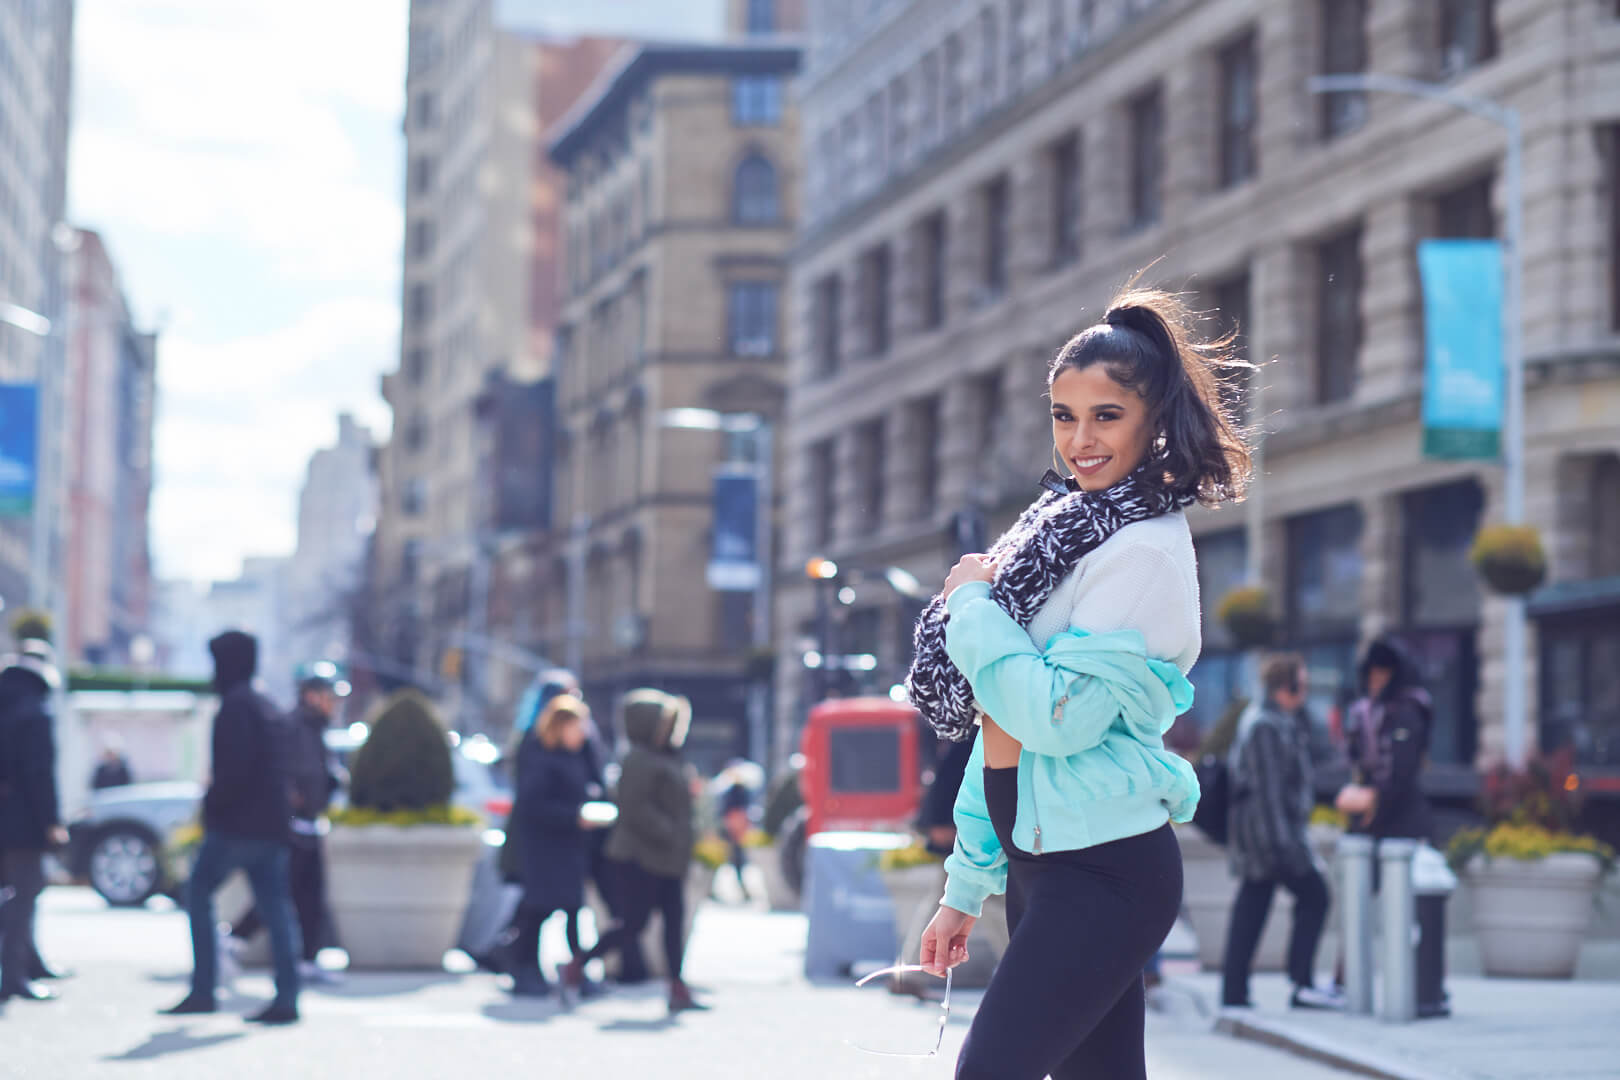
[881,862,1006,989]
[326,824,486,970]
[586,864,715,980]
[760,839,799,912]
[1464,853,1605,979]
[1180,824,1342,972]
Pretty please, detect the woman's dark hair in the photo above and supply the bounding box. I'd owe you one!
[1048,284,1252,505]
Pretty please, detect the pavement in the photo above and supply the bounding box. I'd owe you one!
[4,886,1363,1080]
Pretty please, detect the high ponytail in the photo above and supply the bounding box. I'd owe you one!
[1049,285,1252,506]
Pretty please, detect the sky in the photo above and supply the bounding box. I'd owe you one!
[69,0,722,586]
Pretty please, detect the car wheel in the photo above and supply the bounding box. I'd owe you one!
[88,827,162,907]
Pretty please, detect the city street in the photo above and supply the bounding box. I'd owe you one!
[5,887,1358,1079]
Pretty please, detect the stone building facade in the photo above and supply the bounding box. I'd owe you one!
[777,0,1620,793]
[545,42,801,768]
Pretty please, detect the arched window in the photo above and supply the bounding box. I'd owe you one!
[732,154,779,224]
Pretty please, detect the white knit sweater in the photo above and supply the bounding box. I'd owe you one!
[1021,510,1203,674]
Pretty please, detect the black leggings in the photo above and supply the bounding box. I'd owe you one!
[955,767,1183,1080]
[577,861,685,981]
[507,902,583,975]
[1221,868,1329,1005]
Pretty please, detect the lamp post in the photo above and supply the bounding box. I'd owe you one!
[660,408,775,771]
[1308,73,1527,767]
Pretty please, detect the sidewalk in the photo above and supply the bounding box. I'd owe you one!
[1171,968,1620,1080]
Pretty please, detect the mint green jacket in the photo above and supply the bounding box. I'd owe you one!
[939,580,1201,917]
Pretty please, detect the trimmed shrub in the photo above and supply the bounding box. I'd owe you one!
[1216,586,1277,649]
[1469,524,1547,595]
[347,689,455,813]
[8,608,52,644]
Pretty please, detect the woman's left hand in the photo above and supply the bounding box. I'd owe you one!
[943,554,997,600]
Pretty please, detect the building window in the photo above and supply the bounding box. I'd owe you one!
[1287,503,1364,640]
[860,245,892,357]
[1315,227,1363,404]
[1211,273,1251,419]
[1432,174,1495,237]
[1218,32,1258,188]
[1438,0,1497,79]
[814,274,842,377]
[1610,125,1620,331]
[857,418,886,532]
[944,34,964,134]
[1403,481,1484,629]
[732,154,779,223]
[1321,0,1369,139]
[865,92,887,185]
[980,7,1000,107]
[915,396,942,514]
[1540,615,1620,769]
[404,348,428,384]
[811,439,836,546]
[1046,0,1068,71]
[407,283,433,328]
[745,0,775,34]
[410,155,436,196]
[921,210,948,329]
[409,218,435,258]
[1051,132,1082,265]
[888,74,910,169]
[1007,0,1028,93]
[1129,86,1164,228]
[1592,455,1620,577]
[403,476,428,516]
[920,50,941,147]
[727,282,779,356]
[733,76,782,126]
[976,369,1004,458]
[1185,529,1249,742]
[983,175,1009,297]
[413,91,437,129]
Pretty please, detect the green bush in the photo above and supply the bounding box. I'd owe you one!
[347,689,456,813]
[8,609,52,644]
[1216,586,1277,649]
[1469,524,1547,595]
[328,805,481,828]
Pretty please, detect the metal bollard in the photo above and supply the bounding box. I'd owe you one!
[1337,833,1375,1015]
[1379,839,1419,1023]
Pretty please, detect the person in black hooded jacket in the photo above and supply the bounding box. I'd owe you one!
[162,630,301,1024]
[1337,637,1434,844]
[0,640,67,1002]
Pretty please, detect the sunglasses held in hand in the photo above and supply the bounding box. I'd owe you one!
[844,964,953,1059]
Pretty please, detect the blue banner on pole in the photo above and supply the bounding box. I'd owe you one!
[707,468,759,591]
[1418,239,1503,461]
[0,383,38,517]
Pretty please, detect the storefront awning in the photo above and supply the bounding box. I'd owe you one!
[1527,575,1620,618]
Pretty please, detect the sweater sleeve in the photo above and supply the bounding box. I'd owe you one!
[1066,543,1198,669]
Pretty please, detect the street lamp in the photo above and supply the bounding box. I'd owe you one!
[1308,72,1528,768]
[659,407,775,771]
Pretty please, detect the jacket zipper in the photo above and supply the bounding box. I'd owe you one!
[1028,752,1044,855]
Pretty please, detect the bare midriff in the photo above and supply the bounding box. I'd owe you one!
[980,715,1023,768]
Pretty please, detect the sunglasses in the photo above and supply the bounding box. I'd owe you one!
[844,964,953,1059]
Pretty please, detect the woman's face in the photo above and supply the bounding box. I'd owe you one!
[1050,364,1155,493]
[557,716,587,752]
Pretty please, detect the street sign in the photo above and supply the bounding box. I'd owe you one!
[707,466,759,591]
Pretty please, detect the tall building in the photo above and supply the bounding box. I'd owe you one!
[545,39,801,769]
[62,229,156,666]
[779,0,1620,793]
[373,0,623,725]
[284,414,377,674]
[0,0,75,627]
[208,556,291,703]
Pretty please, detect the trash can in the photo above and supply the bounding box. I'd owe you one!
[1411,843,1454,1019]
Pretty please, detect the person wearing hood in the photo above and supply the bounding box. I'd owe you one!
[560,688,702,1014]
[1336,637,1434,843]
[0,639,67,1002]
[163,630,300,1024]
[494,694,607,997]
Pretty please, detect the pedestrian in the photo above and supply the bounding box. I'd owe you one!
[162,630,300,1024]
[0,638,68,1002]
[1338,636,1434,844]
[906,286,1251,1080]
[494,694,607,997]
[225,671,342,986]
[716,761,756,901]
[918,733,977,857]
[90,739,133,790]
[560,688,703,1014]
[1220,653,1342,1009]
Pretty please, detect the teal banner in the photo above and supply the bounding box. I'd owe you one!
[1418,240,1503,461]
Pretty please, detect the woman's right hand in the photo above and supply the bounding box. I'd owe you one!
[918,905,977,977]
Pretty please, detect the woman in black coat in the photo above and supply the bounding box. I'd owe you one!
[1337,637,1434,843]
[496,695,606,997]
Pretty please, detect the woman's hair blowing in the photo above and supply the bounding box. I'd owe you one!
[1049,285,1252,506]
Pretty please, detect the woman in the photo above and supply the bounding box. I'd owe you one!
[498,694,605,997]
[906,287,1250,1079]
[560,688,702,1014]
[1337,637,1433,843]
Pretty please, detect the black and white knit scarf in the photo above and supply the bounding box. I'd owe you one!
[905,468,1191,741]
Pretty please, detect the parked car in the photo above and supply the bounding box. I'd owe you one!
[66,729,513,907]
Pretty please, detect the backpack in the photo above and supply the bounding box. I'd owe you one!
[1191,753,1231,845]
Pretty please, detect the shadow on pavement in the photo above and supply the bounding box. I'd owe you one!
[596,1016,676,1034]
[104,1026,245,1061]
[311,973,465,998]
[479,1000,563,1025]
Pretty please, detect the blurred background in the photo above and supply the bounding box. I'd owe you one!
[0,0,1616,841]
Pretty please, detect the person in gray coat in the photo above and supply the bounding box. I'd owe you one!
[1220,653,1343,1010]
